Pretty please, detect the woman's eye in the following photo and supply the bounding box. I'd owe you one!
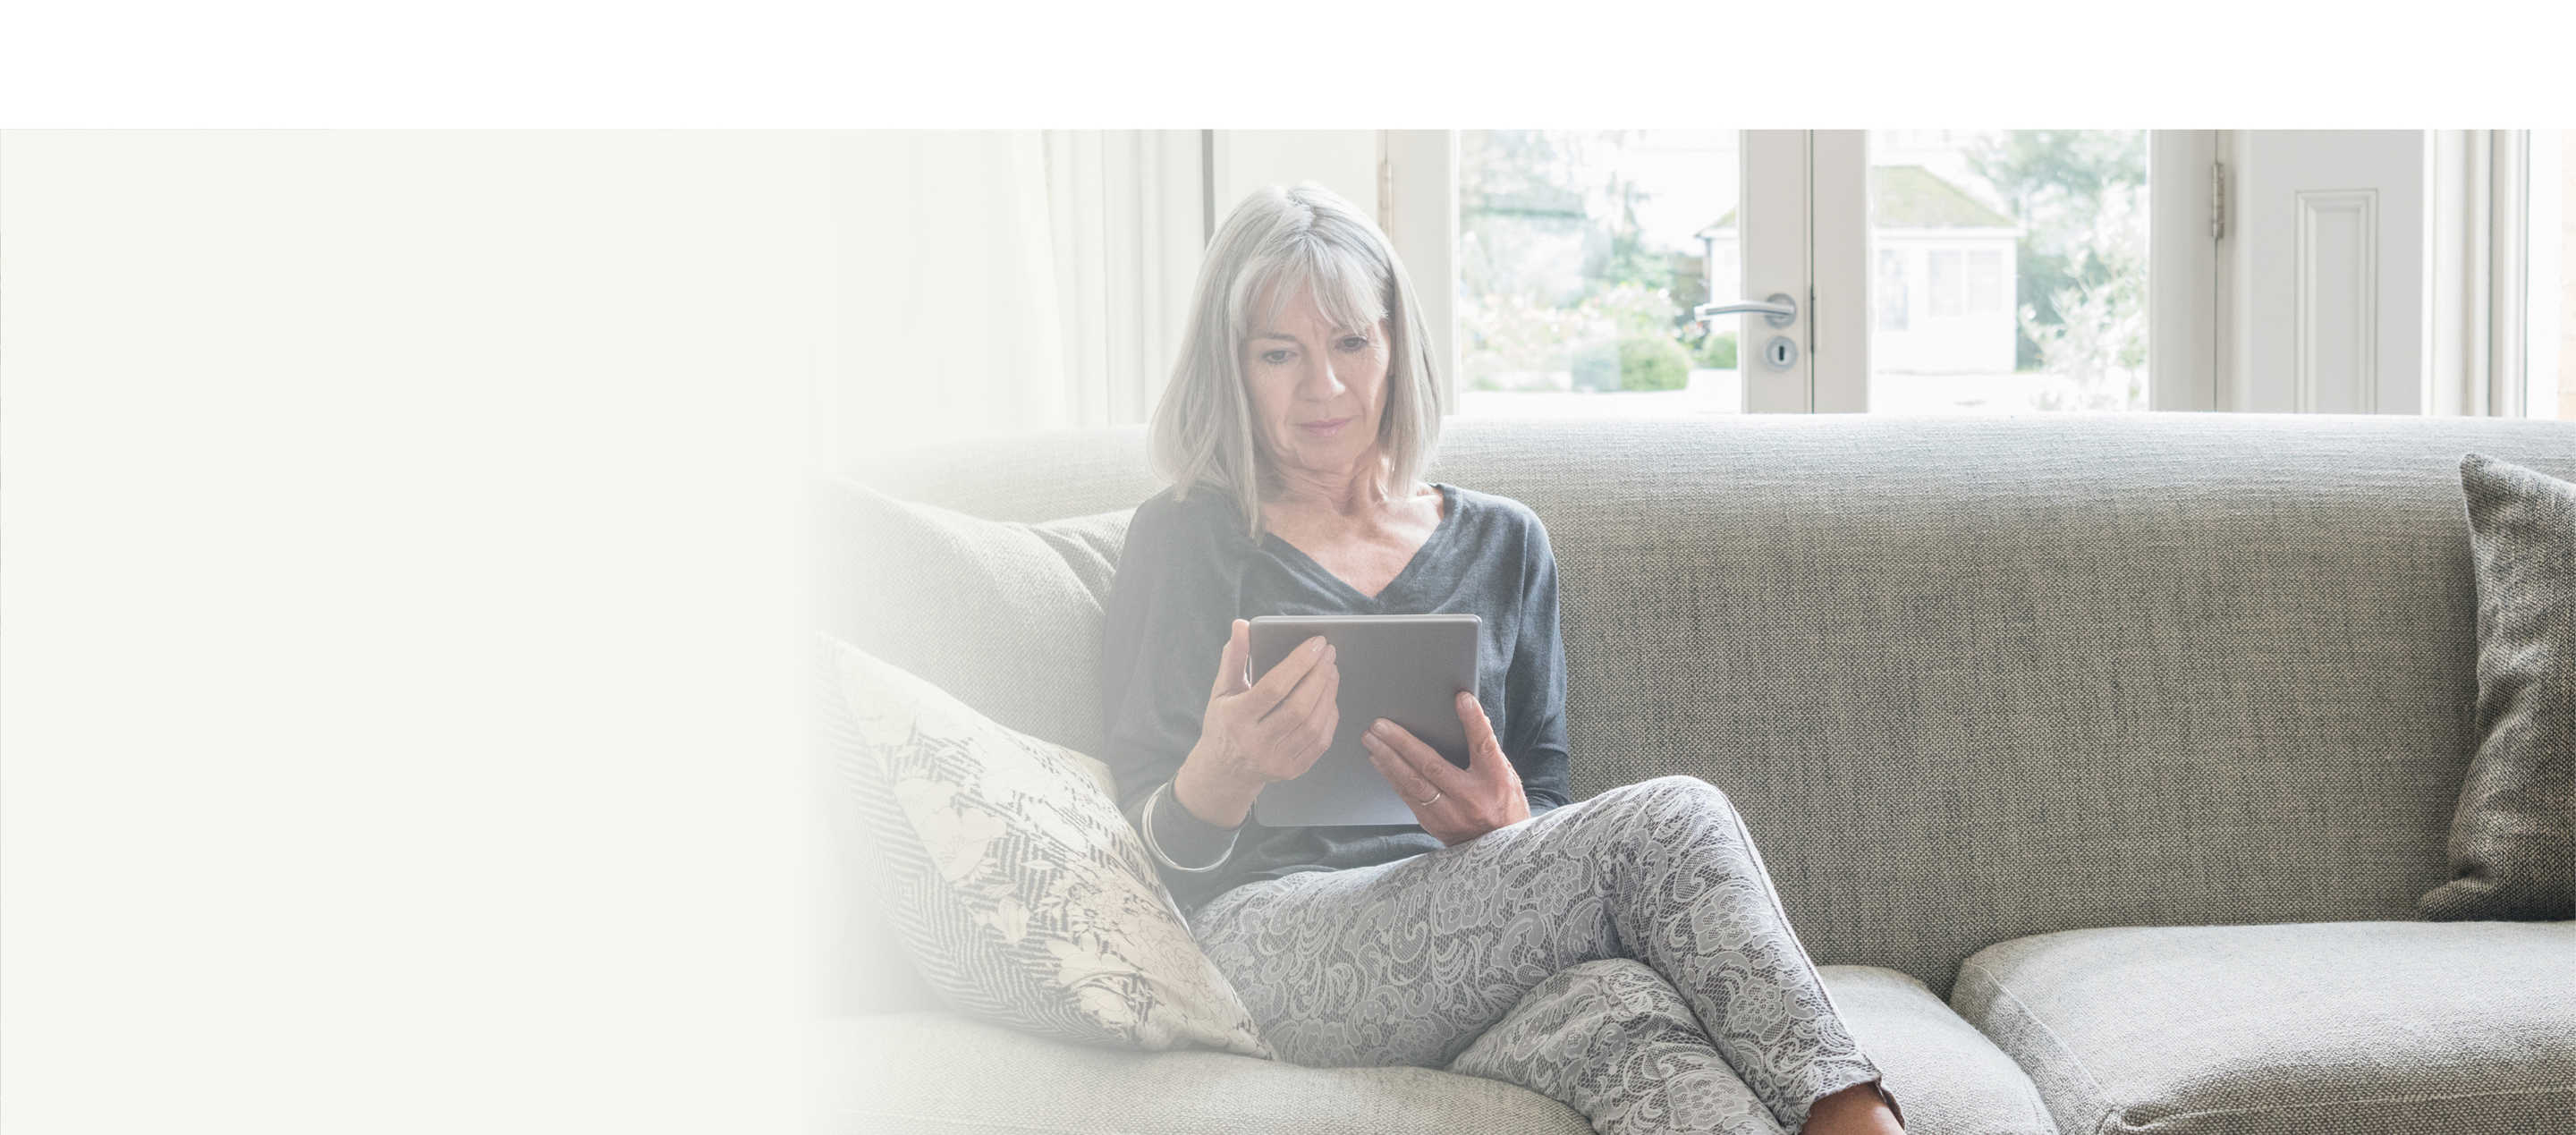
[1339,336,1368,351]
[1260,350,1292,365]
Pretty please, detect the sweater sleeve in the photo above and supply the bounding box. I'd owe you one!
[1099,491,1250,881]
[1505,509,1572,815]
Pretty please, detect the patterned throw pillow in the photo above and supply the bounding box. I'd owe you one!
[816,632,1275,1058]
[2419,453,2575,921]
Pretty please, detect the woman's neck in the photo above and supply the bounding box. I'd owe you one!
[1267,452,1394,518]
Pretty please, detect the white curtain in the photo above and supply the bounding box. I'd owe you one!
[828,131,1204,470]
[2425,130,2531,417]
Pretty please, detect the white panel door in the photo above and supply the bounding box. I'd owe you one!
[2223,131,2428,413]
[1739,130,1819,412]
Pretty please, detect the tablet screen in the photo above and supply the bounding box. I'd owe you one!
[1246,613,1479,827]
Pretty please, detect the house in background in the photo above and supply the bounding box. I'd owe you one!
[1699,164,2020,375]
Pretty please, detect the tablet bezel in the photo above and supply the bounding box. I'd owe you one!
[1245,613,1480,828]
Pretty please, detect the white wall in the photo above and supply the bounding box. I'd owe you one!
[1211,130,1378,226]
[2,131,826,1131]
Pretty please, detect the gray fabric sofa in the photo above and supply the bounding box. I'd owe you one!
[815,412,2576,1135]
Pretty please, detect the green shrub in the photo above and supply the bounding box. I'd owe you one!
[1617,335,1690,392]
[1692,330,1738,369]
[1570,338,1620,391]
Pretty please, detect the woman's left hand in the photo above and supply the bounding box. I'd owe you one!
[1360,690,1531,846]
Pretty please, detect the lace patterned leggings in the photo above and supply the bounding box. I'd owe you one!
[1187,775,1906,1135]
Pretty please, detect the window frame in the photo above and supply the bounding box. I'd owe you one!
[1385,129,2222,414]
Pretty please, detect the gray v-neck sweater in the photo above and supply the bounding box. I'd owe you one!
[1098,479,1572,916]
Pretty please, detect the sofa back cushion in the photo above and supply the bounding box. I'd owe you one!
[844,414,2576,1000]
[807,475,1130,1014]
[809,475,1129,755]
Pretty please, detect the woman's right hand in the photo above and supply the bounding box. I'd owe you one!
[1172,619,1339,827]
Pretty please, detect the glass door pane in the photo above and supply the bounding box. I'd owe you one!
[1864,131,2151,413]
[1454,130,1745,419]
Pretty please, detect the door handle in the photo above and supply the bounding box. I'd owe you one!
[1688,292,1797,329]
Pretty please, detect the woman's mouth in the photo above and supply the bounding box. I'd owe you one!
[1300,417,1351,437]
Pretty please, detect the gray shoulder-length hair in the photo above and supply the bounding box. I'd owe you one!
[1146,181,1445,546]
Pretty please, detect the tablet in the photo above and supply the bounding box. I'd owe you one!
[1247,613,1480,827]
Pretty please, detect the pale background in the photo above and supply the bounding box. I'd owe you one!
[3,13,2566,1131]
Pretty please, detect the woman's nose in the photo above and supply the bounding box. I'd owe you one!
[1300,355,1346,396]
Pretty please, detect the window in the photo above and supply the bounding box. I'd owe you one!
[1877,248,1909,331]
[1928,250,1963,318]
[1967,249,2003,315]
[1865,130,2148,412]
[1453,130,1744,419]
[1438,129,2160,416]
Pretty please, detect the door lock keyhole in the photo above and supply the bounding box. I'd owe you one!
[1764,335,1799,370]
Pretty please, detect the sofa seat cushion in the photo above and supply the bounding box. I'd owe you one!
[1824,964,2058,1134]
[819,965,2058,1135]
[820,1011,1592,1134]
[1951,919,2576,1135]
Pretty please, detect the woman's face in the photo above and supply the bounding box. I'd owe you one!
[1242,285,1393,490]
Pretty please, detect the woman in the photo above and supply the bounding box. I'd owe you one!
[1097,182,1908,1135]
